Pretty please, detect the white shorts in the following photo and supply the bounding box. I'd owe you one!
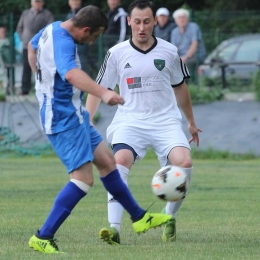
[108,122,190,167]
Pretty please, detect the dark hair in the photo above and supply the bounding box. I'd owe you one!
[71,5,108,33]
[128,1,156,17]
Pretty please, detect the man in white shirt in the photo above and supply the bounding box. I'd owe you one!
[87,0,201,245]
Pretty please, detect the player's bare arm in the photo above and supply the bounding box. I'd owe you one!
[181,40,198,63]
[173,82,202,146]
[66,68,124,106]
[28,42,37,73]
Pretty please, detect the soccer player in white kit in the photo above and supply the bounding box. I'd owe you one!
[86,0,201,245]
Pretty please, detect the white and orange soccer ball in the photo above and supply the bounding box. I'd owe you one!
[151,165,188,202]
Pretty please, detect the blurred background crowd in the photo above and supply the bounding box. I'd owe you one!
[0,0,260,95]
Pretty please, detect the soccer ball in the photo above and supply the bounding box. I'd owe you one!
[151,165,188,202]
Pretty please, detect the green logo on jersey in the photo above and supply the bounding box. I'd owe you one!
[154,59,165,71]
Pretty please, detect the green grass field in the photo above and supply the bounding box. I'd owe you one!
[1,156,260,260]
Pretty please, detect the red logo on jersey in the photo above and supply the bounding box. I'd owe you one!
[127,78,134,84]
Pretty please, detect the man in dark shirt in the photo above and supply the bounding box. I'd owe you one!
[154,7,176,42]
[104,0,127,49]
[16,0,53,95]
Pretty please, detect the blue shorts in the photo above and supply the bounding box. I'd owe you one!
[47,113,103,173]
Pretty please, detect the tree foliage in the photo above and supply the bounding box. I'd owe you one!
[1,0,260,16]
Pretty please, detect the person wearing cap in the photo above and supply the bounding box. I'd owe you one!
[154,7,176,42]
[16,0,54,95]
[171,8,206,81]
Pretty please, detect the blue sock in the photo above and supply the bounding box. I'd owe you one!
[39,182,86,238]
[100,169,145,221]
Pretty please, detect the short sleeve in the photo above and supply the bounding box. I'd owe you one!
[52,30,78,81]
[96,50,118,90]
[31,27,46,50]
[170,56,190,87]
[190,23,201,42]
[170,28,177,45]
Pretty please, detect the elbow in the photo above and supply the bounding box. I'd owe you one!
[65,69,77,83]
[65,70,73,82]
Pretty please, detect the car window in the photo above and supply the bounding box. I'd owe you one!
[234,39,260,62]
[216,42,240,61]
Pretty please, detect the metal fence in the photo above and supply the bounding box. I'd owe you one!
[0,10,260,91]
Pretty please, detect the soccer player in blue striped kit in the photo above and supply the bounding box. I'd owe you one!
[27,5,172,254]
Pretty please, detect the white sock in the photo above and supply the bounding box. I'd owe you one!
[70,179,91,193]
[108,164,129,233]
[165,167,193,218]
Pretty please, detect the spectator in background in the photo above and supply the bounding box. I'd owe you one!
[0,27,10,89]
[104,0,127,49]
[154,7,176,42]
[66,0,82,19]
[171,8,206,80]
[66,0,90,74]
[16,0,53,95]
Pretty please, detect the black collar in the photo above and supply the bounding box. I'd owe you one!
[129,36,157,54]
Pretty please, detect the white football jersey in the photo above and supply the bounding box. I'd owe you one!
[96,37,190,141]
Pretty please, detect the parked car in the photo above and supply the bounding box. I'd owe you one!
[198,34,260,81]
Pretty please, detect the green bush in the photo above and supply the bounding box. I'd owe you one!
[253,69,260,101]
[201,75,254,92]
[188,85,224,104]
[0,93,6,102]
[145,147,258,160]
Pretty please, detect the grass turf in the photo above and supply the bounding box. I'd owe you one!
[0,156,260,259]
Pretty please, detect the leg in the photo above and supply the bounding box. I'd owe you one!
[161,147,192,242]
[37,162,93,238]
[29,124,95,253]
[93,141,172,236]
[166,146,192,218]
[97,145,135,244]
[108,147,135,232]
[152,124,192,242]
[21,49,31,94]
[93,141,143,221]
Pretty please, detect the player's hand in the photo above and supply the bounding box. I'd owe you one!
[181,55,188,63]
[188,124,202,147]
[101,89,125,106]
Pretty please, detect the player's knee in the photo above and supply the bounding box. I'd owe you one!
[94,150,116,173]
[115,157,130,168]
[181,159,192,168]
[171,158,192,168]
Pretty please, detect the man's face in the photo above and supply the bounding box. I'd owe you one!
[175,15,189,28]
[31,0,44,11]
[157,15,169,27]
[68,0,82,11]
[107,0,120,11]
[127,7,157,44]
[78,27,105,45]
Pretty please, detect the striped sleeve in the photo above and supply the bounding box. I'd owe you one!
[171,56,190,87]
[96,50,118,90]
[118,14,127,43]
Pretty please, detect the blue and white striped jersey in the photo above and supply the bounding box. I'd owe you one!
[31,21,85,135]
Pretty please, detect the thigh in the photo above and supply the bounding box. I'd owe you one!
[111,126,150,161]
[47,123,93,174]
[93,140,117,177]
[168,146,192,168]
[152,123,190,167]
